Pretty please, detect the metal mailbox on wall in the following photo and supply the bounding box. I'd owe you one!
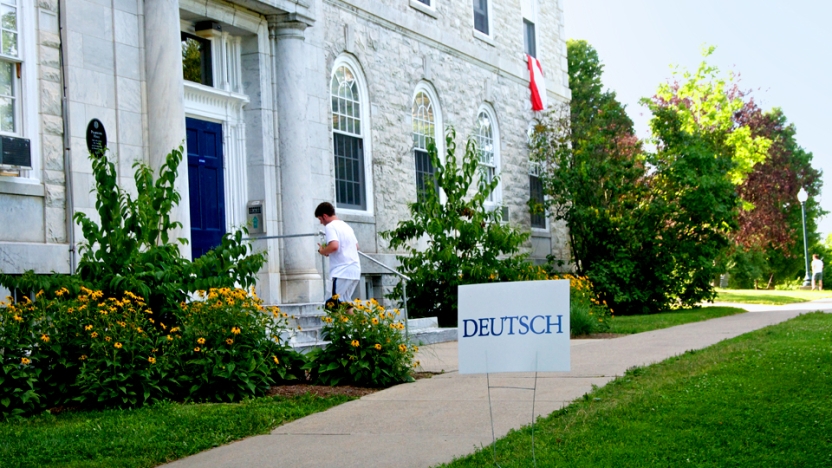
[247,200,265,234]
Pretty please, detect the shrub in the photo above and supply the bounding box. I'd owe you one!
[0,286,299,418]
[305,299,417,387]
[382,128,546,327]
[551,274,612,336]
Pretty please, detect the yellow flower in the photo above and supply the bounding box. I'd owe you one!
[332,294,340,300]
[350,340,360,347]
[137,327,143,334]
[114,342,123,349]
[36,289,44,298]
[194,347,201,352]
[371,318,379,325]
[399,344,407,352]
[104,336,111,342]
[226,338,234,345]
[91,332,99,338]
[20,357,31,365]
[170,327,180,333]
[231,327,241,335]
[197,337,206,345]
[342,317,349,323]
[148,356,156,364]
[167,335,173,341]
[272,355,280,365]
[40,334,50,343]
[412,345,419,352]
[55,287,69,297]
[13,314,22,322]
[79,355,87,361]
[374,343,382,350]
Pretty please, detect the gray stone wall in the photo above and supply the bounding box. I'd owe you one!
[312,0,570,262]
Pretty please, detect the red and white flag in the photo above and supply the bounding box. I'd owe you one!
[528,55,547,112]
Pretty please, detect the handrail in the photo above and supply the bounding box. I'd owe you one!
[358,252,410,281]
[241,232,322,241]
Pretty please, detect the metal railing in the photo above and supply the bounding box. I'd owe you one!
[243,233,411,337]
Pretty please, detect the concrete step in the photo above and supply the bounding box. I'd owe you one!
[409,327,458,345]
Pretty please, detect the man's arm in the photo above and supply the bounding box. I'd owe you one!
[319,240,339,256]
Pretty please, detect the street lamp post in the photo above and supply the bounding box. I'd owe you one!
[797,187,811,287]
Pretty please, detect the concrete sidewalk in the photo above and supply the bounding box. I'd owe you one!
[163,300,832,468]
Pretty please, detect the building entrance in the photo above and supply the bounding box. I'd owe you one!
[186,117,226,259]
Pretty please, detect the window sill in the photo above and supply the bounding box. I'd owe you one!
[473,29,495,47]
[409,0,438,18]
[0,176,45,197]
[337,211,375,224]
[531,227,550,236]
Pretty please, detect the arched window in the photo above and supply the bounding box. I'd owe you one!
[331,59,371,211]
[475,106,500,205]
[412,84,442,202]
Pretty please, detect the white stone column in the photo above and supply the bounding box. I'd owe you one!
[269,14,322,303]
[143,0,191,253]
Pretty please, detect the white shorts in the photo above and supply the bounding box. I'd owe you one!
[331,277,359,301]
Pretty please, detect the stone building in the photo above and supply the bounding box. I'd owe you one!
[0,0,569,307]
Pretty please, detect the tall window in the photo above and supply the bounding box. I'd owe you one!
[0,0,19,136]
[475,109,499,204]
[181,32,212,86]
[523,19,536,57]
[412,91,436,202]
[473,0,489,35]
[529,160,545,228]
[331,64,366,210]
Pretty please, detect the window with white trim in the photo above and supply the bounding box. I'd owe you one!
[416,0,431,5]
[412,90,437,202]
[475,108,500,205]
[331,63,367,210]
[473,0,489,35]
[521,0,538,58]
[0,0,20,136]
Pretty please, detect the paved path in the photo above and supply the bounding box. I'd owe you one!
[163,300,832,468]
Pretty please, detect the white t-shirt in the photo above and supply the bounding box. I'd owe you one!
[812,258,824,274]
[325,219,361,279]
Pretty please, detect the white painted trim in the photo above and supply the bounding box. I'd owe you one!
[476,103,501,208]
[330,54,374,216]
[11,0,41,181]
[409,0,438,18]
[472,0,494,40]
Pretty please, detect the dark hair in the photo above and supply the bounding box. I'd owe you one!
[315,202,336,218]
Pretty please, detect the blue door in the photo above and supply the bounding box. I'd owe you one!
[186,118,226,259]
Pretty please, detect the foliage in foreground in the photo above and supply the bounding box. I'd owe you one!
[305,298,417,387]
[382,128,546,326]
[443,312,832,467]
[0,393,353,468]
[0,286,301,419]
[0,146,266,325]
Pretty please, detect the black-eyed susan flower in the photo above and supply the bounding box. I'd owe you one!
[197,337,206,345]
[13,314,22,322]
[272,355,279,365]
[79,355,87,361]
[21,357,31,365]
[40,334,50,343]
[104,336,111,342]
[114,342,123,349]
[91,332,99,338]
[226,338,234,345]
[374,343,382,351]
[148,356,156,364]
[231,327,241,335]
[350,340,360,347]
[167,335,173,341]
[371,318,379,325]
[399,344,407,352]
[194,347,201,352]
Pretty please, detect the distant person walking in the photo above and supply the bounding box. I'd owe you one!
[315,202,361,305]
[811,254,823,291]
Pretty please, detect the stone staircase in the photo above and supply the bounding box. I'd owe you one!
[277,303,457,353]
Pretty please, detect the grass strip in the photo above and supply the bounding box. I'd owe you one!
[442,312,832,467]
[716,288,832,305]
[0,393,353,468]
[606,306,746,334]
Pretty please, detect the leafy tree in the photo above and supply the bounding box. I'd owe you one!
[727,106,825,287]
[382,129,544,327]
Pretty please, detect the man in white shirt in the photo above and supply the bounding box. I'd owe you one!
[315,202,361,305]
[811,254,823,291]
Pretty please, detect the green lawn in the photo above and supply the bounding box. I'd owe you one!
[606,306,746,334]
[0,393,353,468]
[716,288,832,305]
[442,312,832,467]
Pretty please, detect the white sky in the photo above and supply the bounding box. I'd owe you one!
[563,0,831,240]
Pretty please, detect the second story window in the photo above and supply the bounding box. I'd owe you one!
[475,109,500,205]
[331,63,367,211]
[524,19,536,57]
[181,32,212,86]
[0,0,19,135]
[412,91,437,202]
[473,0,489,35]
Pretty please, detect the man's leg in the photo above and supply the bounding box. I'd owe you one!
[333,278,359,301]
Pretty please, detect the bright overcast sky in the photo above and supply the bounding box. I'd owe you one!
[564,0,831,240]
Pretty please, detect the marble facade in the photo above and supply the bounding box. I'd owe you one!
[0,0,570,305]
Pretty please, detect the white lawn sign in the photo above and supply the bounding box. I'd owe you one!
[458,280,570,374]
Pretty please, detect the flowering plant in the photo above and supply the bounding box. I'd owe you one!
[551,274,613,336]
[305,298,417,387]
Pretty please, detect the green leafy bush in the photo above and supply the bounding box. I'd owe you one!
[382,128,546,327]
[549,274,612,336]
[0,286,300,419]
[305,299,416,387]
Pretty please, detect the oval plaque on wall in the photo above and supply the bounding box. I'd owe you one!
[86,119,107,156]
